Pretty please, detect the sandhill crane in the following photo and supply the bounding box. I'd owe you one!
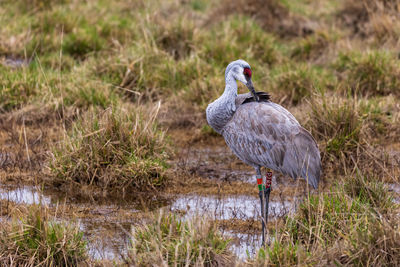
[206,59,321,245]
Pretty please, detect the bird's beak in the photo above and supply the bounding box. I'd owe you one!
[246,80,259,102]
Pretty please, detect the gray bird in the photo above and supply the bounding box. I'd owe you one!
[206,59,321,245]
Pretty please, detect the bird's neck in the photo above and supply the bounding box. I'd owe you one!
[222,73,238,100]
[206,74,237,134]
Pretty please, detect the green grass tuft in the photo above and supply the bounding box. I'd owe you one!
[0,205,87,266]
[50,104,169,193]
[201,16,281,68]
[128,212,232,266]
[0,66,39,112]
[270,64,333,105]
[291,31,334,61]
[344,171,395,213]
[62,29,105,59]
[334,51,400,96]
[307,94,395,173]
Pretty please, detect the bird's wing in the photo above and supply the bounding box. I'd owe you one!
[222,102,321,188]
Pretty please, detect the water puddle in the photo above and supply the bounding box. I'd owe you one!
[0,185,295,261]
[0,185,51,205]
[387,183,400,194]
[1,57,30,68]
[170,194,293,220]
[387,183,400,203]
[80,221,131,261]
[227,231,262,260]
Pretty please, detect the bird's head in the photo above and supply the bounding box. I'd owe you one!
[225,59,258,102]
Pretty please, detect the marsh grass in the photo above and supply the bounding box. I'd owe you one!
[308,95,362,167]
[50,104,169,194]
[270,64,332,106]
[201,16,281,68]
[128,212,232,266]
[253,173,399,266]
[155,18,195,60]
[0,65,39,112]
[290,31,334,62]
[306,93,396,174]
[335,51,400,96]
[0,205,87,266]
[2,0,138,59]
[344,171,395,213]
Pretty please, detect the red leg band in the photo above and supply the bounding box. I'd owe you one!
[266,171,272,188]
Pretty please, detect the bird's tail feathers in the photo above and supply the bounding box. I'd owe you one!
[294,128,321,189]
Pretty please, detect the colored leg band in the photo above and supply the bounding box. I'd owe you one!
[266,171,272,189]
[257,178,264,191]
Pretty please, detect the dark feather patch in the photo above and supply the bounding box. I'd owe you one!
[242,92,271,104]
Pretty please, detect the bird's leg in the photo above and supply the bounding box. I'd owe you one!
[264,168,273,244]
[256,167,266,246]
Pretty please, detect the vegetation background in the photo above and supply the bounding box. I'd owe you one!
[0,0,399,265]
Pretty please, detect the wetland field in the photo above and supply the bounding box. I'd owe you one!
[1,0,400,265]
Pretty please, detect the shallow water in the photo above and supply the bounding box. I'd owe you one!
[0,185,51,205]
[0,185,294,261]
[80,221,131,261]
[387,183,400,203]
[227,231,263,260]
[170,194,293,220]
[1,57,30,68]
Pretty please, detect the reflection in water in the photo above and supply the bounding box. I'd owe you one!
[1,58,30,68]
[0,186,51,205]
[227,231,262,259]
[170,195,293,220]
[388,183,400,203]
[80,221,131,261]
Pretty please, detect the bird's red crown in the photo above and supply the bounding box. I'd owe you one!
[243,68,252,78]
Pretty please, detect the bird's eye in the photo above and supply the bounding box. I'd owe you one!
[243,68,252,78]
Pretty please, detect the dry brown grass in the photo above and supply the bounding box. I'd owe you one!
[339,0,400,41]
[213,0,315,38]
[0,105,65,178]
[217,218,262,233]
